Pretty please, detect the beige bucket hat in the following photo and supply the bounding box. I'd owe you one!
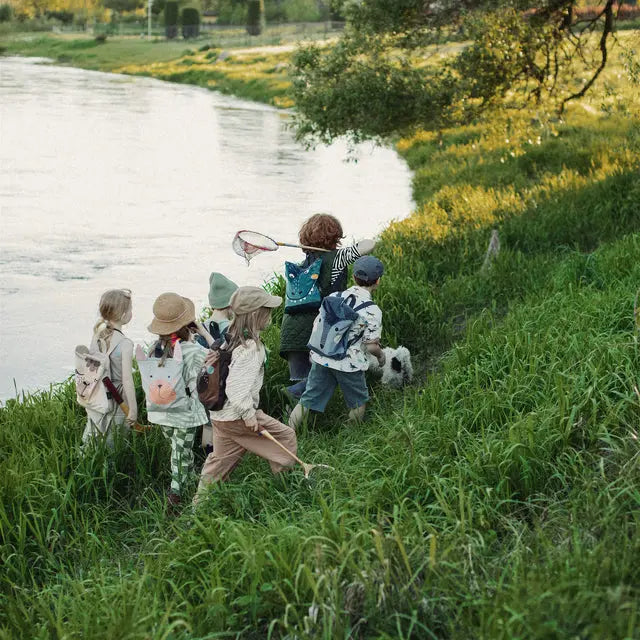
[230,286,282,316]
[148,292,196,335]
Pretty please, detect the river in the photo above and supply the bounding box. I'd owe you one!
[0,56,413,402]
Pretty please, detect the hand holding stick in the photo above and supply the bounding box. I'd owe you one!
[102,377,151,433]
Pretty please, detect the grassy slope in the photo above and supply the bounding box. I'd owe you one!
[1,32,640,640]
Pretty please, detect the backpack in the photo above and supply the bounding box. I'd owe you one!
[196,339,232,411]
[284,258,322,314]
[307,293,374,360]
[135,341,191,413]
[74,334,123,415]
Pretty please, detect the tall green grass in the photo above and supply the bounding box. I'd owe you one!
[1,46,640,639]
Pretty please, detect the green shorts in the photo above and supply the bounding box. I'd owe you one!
[299,362,369,412]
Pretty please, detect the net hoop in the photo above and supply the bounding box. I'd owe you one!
[232,230,280,264]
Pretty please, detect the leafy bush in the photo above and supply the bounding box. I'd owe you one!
[215,0,246,25]
[164,0,178,38]
[0,3,12,22]
[282,0,321,22]
[246,0,265,35]
[181,7,200,38]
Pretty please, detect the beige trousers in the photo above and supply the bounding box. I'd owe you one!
[195,410,297,501]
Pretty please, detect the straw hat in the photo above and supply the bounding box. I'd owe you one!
[230,286,282,315]
[148,292,195,335]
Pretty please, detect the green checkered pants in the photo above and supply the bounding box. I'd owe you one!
[160,426,198,495]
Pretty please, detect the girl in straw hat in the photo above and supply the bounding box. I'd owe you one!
[194,286,298,505]
[82,288,137,448]
[145,292,215,508]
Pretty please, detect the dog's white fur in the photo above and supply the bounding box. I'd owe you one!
[367,346,413,388]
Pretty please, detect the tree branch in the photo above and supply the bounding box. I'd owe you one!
[560,0,615,112]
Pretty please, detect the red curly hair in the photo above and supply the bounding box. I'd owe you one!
[299,214,344,252]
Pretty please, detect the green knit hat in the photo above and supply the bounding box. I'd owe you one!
[208,272,238,309]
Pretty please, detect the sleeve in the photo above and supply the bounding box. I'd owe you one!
[183,343,208,393]
[225,343,264,420]
[362,305,382,343]
[332,245,361,284]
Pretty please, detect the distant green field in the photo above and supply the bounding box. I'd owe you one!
[1,29,639,640]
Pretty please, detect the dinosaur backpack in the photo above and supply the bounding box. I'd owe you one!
[307,292,374,360]
[135,341,191,413]
[74,334,123,415]
[196,339,232,411]
[284,257,322,314]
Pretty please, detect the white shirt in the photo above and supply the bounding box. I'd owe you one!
[310,286,382,372]
[209,340,266,422]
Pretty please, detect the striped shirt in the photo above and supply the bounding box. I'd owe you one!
[330,245,361,285]
[209,340,266,422]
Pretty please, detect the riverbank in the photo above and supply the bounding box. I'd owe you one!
[1,31,640,638]
[0,33,296,106]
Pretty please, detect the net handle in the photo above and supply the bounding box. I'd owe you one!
[277,241,330,253]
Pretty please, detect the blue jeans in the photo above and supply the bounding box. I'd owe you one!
[299,362,369,412]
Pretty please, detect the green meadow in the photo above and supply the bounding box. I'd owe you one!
[1,30,640,639]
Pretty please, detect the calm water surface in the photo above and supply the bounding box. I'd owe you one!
[0,57,413,401]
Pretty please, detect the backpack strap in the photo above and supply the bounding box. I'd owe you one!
[354,301,375,312]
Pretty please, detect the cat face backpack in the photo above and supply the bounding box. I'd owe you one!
[136,341,191,413]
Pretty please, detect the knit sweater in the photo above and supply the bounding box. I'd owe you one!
[209,340,266,422]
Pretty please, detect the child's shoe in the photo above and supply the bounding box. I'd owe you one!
[285,379,307,400]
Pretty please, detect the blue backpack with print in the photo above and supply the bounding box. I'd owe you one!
[284,258,322,314]
[307,293,374,360]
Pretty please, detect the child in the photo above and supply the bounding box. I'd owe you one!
[288,256,386,429]
[144,292,214,507]
[82,288,138,448]
[194,286,298,505]
[279,213,376,398]
[194,272,238,449]
[195,272,238,346]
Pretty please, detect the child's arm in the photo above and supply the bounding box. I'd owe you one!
[193,321,214,347]
[365,340,386,367]
[120,340,138,424]
[362,305,384,366]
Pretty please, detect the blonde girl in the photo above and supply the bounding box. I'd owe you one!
[145,292,215,507]
[194,286,298,505]
[82,288,137,447]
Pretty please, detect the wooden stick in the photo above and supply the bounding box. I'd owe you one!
[102,377,151,433]
[258,428,333,478]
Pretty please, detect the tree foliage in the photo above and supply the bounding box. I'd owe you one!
[291,0,628,144]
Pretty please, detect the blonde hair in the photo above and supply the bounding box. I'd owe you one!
[226,307,272,351]
[93,289,132,351]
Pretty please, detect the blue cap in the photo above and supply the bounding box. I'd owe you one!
[353,256,384,284]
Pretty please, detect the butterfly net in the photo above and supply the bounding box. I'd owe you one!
[232,230,279,264]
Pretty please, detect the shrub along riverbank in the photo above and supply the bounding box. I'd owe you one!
[1,32,640,639]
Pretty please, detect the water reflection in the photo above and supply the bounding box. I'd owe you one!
[0,57,413,401]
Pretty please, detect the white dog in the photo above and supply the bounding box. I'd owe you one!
[367,346,413,388]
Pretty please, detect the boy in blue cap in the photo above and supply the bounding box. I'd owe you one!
[288,256,386,429]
